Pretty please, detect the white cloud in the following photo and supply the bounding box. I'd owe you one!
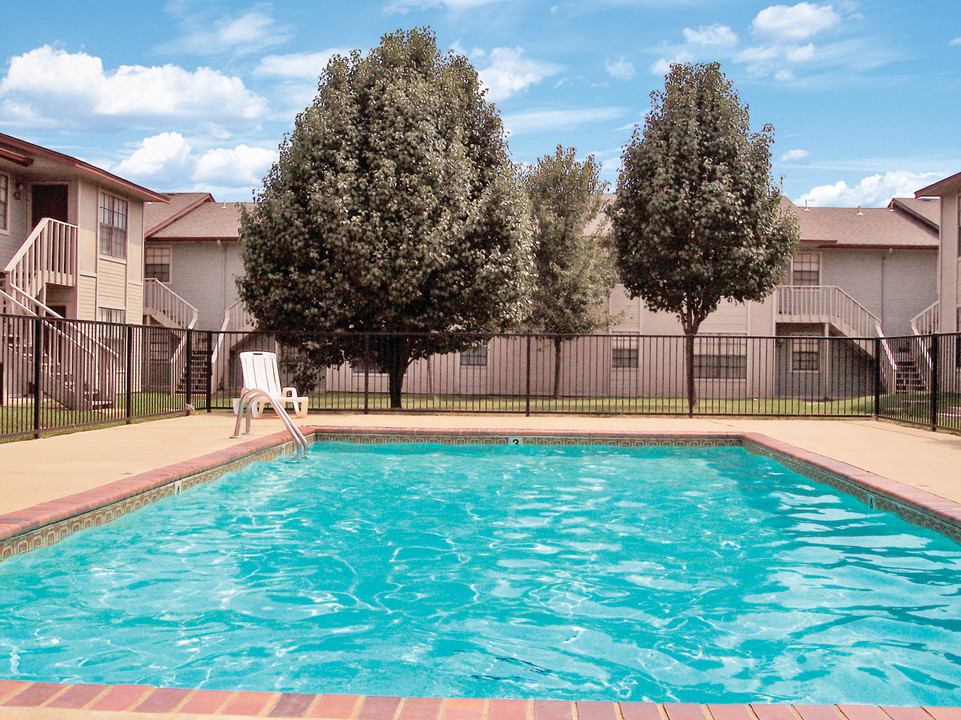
[115,132,192,177]
[794,170,942,208]
[255,50,353,78]
[0,46,266,130]
[161,6,291,55]
[780,148,810,162]
[605,57,636,81]
[751,3,842,42]
[951,36,961,46]
[502,107,627,134]
[476,48,563,103]
[682,24,739,47]
[193,145,277,186]
[386,0,505,12]
[785,43,816,62]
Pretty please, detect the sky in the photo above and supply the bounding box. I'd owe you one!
[1,1,959,207]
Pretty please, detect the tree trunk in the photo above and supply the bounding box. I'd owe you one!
[552,337,563,399]
[684,331,696,417]
[386,336,411,410]
[681,310,704,418]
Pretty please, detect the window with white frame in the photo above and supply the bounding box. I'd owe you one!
[611,334,639,369]
[791,336,821,371]
[0,173,9,233]
[99,193,128,258]
[791,253,820,286]
[145,246,172,282]
[694,335,748,379]
[97,307,125,324]
[461,343,488,367]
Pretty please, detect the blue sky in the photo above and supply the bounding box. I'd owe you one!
[1,0,958,206]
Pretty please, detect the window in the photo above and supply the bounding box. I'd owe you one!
[694,336,747,379]
[461,343,488,367]
[97,307,125,324]
[791,253,820,286]
[0,173,8,233]
[792,337,821,371]
[612,334,639,369]
[145,246,172,282]
[99,193,128,258]
[351,358,386,374]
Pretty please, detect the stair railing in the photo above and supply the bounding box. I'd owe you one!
[875,323,897,395]
[3,218,79,301]
[776,286,881,355]
[0,285,122,410]
[909,301,939,377]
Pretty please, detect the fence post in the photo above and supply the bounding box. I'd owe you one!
[32,317,42,438]
[873,336,880,419]
[206,330,213,413]
[185,329,193,412]
[930,333,940,431]
[363,333,370,415]
[525,334,532,417]
[125,324,133,424]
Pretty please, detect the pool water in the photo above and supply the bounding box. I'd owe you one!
[1,442,960,705]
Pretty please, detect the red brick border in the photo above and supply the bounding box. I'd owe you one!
[0,682,958,720]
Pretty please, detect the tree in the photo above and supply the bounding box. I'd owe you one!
[521,146,616,398]
[608,62,798,415]
[238,28,533,409]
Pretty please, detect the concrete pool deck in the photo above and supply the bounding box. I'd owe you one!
[0,412,960,720]
[2,412,960,515]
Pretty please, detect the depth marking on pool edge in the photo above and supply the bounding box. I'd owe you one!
[508,436,524,446]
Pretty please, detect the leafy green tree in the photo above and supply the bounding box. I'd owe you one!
[238,28,533,408]
[608,62,798,415]
[521,146,616,398]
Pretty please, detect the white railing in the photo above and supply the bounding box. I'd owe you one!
[909,300,939,376]
[3,218,78,299]
[143,278,199,330]
[776,286,881,340]
[876,323,898,395]
[911,301,940,336]
[211,300,257,366]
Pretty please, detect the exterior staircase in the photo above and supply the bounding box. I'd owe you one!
[1,219,121,411]
[176,336,211,396]
[776,285,898,392]
[143,278,200,394]
[892,341,926,394]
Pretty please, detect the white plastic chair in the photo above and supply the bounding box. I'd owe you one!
[236,351,308,418]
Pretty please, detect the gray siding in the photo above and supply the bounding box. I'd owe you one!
[820,248,937,336]
[159,241,244,331]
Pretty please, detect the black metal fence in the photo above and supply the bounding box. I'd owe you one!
[2,314,960,440]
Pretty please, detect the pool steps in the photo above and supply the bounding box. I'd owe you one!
[232,387,309,458]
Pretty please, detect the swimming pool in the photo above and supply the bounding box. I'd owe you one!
[1,439,960,706]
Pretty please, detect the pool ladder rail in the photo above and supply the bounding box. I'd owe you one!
[231,388,310,459]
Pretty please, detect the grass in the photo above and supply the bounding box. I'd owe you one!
[211,390,879,417]
[6,390,958,445]
[0,393,190,443]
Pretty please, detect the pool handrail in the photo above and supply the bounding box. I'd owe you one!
[231,388,309,459]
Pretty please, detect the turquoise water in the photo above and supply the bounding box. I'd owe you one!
[1,442,960,704]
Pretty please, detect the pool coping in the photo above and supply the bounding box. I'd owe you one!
[1,680,961,720]
[1,426,961,717]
